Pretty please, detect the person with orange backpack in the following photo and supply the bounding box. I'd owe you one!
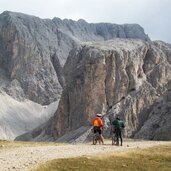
[92,114,104,144]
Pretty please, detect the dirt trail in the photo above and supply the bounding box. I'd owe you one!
[0,140,170,171]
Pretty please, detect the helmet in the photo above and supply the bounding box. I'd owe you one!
[96,113,102,117]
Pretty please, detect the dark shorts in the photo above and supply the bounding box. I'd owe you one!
[93,126,102,135]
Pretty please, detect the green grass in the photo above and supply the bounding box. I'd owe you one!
[33,144,171,171]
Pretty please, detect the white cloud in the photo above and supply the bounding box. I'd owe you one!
[0,0,170,43]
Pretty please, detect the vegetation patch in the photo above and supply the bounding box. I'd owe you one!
[33,144,171,171]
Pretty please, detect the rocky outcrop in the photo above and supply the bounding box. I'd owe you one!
[17,39,171,141]
[134,90,171,140]
[54,40,171,141]
[0,11,63,104]
[0,11,150,105]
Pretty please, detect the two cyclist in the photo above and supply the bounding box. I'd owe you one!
[92,113,125,146]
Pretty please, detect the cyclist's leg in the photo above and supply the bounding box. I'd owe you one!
[98,129,104,144]
[93,127,97,145]
[115,129,119,146]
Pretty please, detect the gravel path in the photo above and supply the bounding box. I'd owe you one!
[0,140,170,171]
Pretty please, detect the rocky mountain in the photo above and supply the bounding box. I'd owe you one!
[0,11,150,105]
[16,39,171,141]
[1,11,170,142]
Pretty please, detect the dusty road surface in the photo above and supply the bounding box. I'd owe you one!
[0,140,170,171]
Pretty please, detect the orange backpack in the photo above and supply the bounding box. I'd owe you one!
[92,117,103,127]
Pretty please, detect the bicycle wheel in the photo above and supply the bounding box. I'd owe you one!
[112,134,116,145]
[93,135,97,145]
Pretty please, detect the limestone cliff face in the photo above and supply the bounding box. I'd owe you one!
[134,90,171,140]
[51,39,171,140]
[0,11,63,104]
[16,39,171,141]
[0,11,150,104]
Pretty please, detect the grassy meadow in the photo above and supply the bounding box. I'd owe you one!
[33,143,171,171]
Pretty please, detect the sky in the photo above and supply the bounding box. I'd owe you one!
[0,0,170,43]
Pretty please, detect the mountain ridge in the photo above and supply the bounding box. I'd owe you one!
[1,11,170,142]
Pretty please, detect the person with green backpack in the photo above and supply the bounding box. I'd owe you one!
[112,115,125,146]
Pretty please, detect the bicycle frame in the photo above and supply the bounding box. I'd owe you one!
[93,132,102,145]
[112,132,117,145]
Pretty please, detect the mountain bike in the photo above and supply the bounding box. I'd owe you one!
[93,132,102,145]
[92,127,103,145]
[111,131,117,145]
